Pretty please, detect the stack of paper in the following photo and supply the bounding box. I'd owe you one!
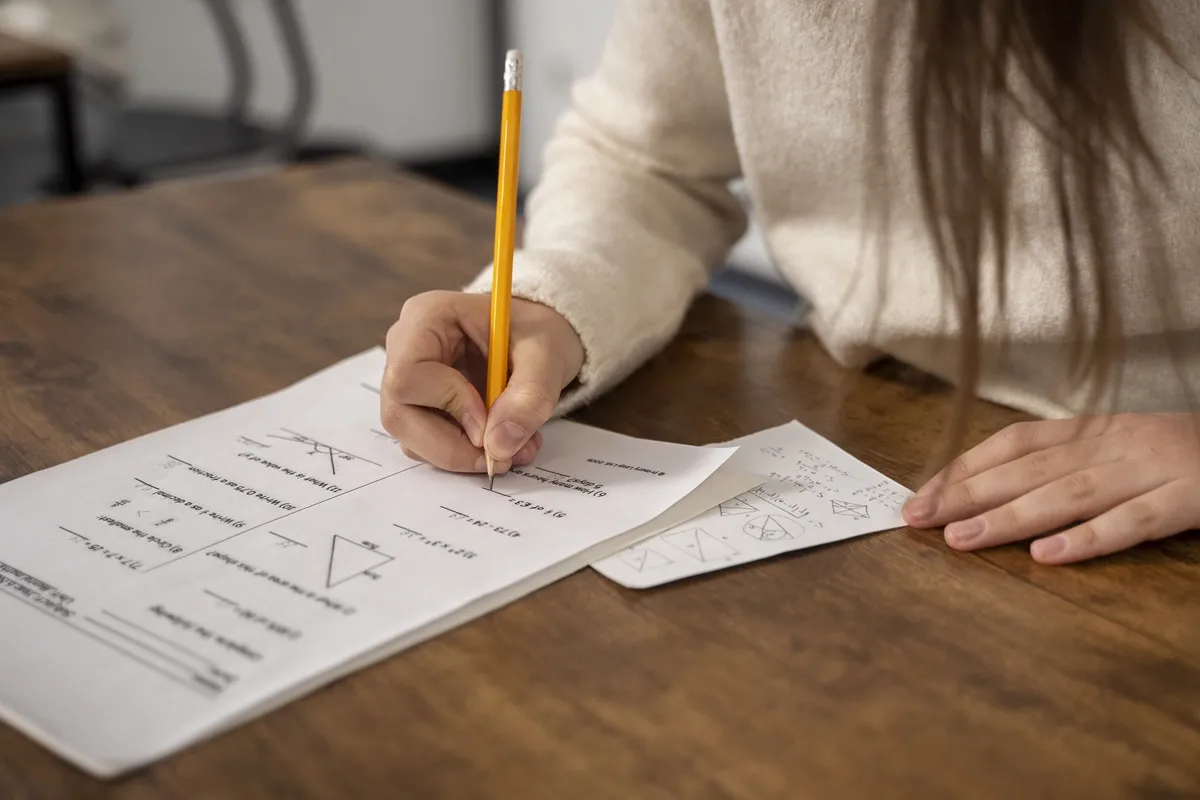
[0,348,756,776]
[0,347,911,777]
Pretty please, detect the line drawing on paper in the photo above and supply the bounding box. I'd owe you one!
[742,514,805,541]
[326,534,394,588]
[268,531,307,548]
[661,527,739,563]
[830,499,870,520]
[718,495,758,516]
[264,428,382,476]
[617,546,674,572]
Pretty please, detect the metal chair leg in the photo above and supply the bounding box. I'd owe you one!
[49,74,85,193]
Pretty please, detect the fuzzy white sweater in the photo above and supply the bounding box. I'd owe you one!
[466,0,1200,419]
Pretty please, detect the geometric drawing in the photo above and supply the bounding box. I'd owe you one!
[718,495,758,516]
[830,499,870,520]
[327,534,394,588]
[661,527,739,563]
[617,546,673,572]
[742,514,805,541]
[266,428,382,476]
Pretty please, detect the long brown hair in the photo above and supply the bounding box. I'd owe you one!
[865,0,1186,466]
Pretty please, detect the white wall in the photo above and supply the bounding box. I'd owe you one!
[113,0,781,283]
[505,0,616,188]
[114,0,493,158]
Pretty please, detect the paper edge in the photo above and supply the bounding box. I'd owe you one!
[12,456,755,777]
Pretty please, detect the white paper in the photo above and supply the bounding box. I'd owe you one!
[0,348,742,777]
[591,421,913,588]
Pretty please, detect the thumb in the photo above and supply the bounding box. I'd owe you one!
[483,348,562,462]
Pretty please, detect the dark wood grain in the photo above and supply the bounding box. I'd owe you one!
[0,31,70,83]
[1,158,1198,799]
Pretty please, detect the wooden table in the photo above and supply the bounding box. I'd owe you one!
[0,30,83,193]
[1,160,1198,799]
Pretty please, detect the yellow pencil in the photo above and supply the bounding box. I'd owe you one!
[486,48,523,489]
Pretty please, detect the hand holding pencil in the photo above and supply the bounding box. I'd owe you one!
[377,50,583,478]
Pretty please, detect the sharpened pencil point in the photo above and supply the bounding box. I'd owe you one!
[486,453,496,490]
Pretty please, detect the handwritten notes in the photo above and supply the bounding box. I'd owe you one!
[591,421,913,588]
[0,348,741,777]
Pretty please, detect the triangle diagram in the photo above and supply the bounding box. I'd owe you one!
[327,534,393,588]
[718,496,757,516]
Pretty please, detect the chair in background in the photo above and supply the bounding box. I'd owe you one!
[0,29,84,197]
[92,0,325,186]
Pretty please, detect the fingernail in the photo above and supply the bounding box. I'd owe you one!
[1032,535,1067,560]
[462,415,485,448]
[904,495,939,522]
[487,421,528,459]
[473,454,487,472]
[945,517,985,545]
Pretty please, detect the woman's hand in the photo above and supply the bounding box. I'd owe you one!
[380,290,584,474]
[902,413,1200,564]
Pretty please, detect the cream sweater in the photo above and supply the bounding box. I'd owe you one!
[466,0,1200,420]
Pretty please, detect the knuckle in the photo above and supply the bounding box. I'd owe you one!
[437,371,473,416]
[382,364,418,402]
[399,291,444,319]
[986,502,1023,537]
[1125,500,1161,539]
[1000,422,1034,454]
[949,478,980,512]
[380,400,413,442]
[507,381,558,421]
[1072,522,1100,553]
[942,456,970,485]
[1024,448,1056,481]
[1061,470,1097,502]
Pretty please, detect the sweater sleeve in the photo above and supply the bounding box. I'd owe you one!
[463,0,747,414]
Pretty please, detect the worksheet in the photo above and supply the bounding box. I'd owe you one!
[0,348,748,777]
[592,421,914,588]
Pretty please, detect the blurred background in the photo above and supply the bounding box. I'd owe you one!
[0,0,798,318]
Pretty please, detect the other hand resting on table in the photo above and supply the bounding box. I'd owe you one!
[902,414,1200,564]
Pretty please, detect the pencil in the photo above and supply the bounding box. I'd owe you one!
[486,48,523,490]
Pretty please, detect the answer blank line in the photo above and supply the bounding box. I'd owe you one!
[360,382,380,395]
[0,591,215,700]
[268,531,307,548]
[57,526,89,541]
[166,454,192,466]
[100,610,219,669]
[83,616,214,689]
[533,467,570,478]
[203,589,237,606]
